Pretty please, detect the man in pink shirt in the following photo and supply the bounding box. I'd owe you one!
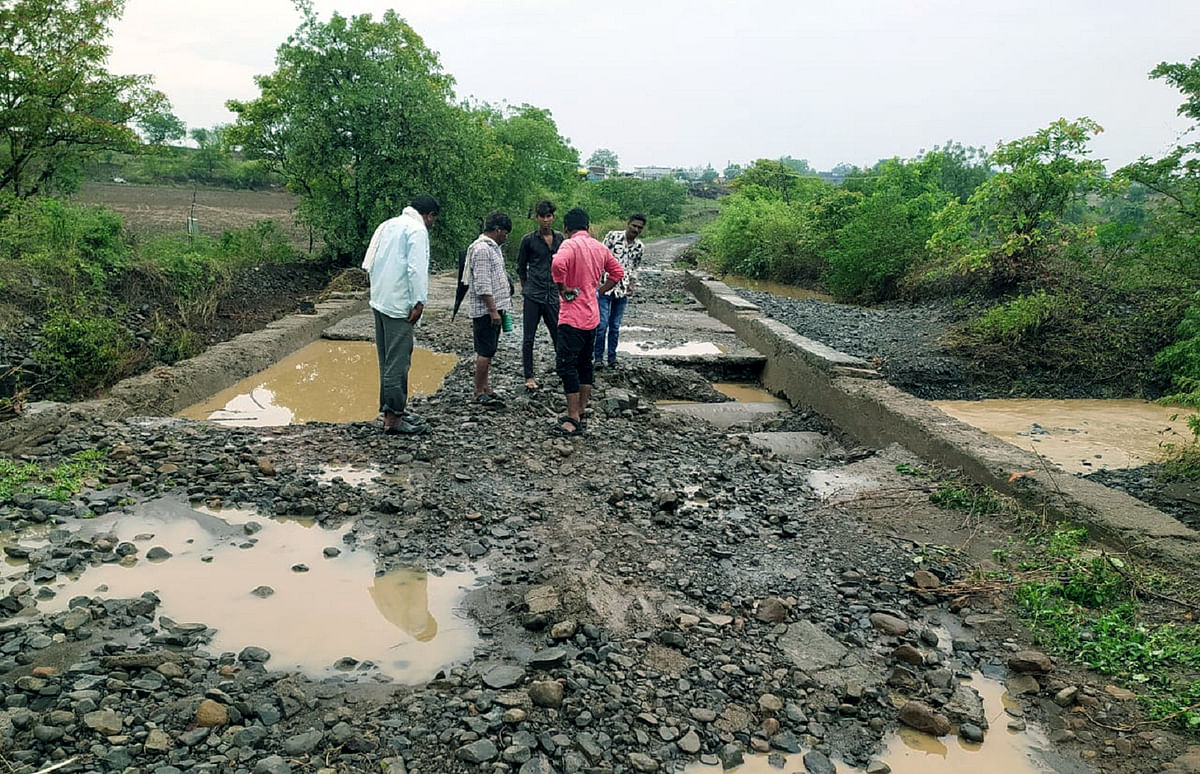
[550,208,624,436]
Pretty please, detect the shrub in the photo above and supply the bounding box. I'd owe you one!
[33,310,136,399]
[967,290,1066,345]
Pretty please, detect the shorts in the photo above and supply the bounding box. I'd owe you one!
[472,314,502,358]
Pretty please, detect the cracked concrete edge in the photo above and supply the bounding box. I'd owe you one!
[0,294,369,454]
[684,270,1200,572]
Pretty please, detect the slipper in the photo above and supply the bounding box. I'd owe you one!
[384,420,428,436]
[551,416,582,437]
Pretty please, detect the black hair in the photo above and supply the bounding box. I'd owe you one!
[411,194,440,215]
[629,213,647,225]
[485,210,512,233]
[535,200,556,217]
[563,207,589,232]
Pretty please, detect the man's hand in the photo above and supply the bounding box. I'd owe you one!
[489,308,501,326]
[408,302,424,324]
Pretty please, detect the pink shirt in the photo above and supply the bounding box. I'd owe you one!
[551,231,625,330]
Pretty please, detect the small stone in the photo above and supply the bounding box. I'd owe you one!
[1008,650,1053,674]
[457,739,498,763]
[866,760,892,774]
[550,620,577,639]
[758,693,783,713]
[251,586,275,598]
[960,723,985,743]
[755,597,790,623]
[1054,686,1079,707]
[803,750,836,774]
[1104,685,1136,701]
[1007,674,1040,695]
[892,644,923,665]
[628,752,659,772]
[898,701,951,736]
[146,546,172,561]
[194,699,228,728]
[503,708,527,724]
[677,729,701,754]
[911,570,942,589]
[869,612,909,636]
[83,709,123,734]
[528,680,564,708]
[257,457,276,476]
[718,743,745,769]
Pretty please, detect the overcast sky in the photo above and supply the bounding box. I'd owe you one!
[107,0,1198,172]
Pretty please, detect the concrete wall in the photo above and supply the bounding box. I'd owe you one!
[685,271,1200,570]
[1,294,368,453]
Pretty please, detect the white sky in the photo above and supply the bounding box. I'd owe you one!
[107,0,1199,172]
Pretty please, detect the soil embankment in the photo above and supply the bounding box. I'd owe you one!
[0,237,1193,773]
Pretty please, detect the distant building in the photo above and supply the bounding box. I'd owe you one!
[633,166,673,180]
[586,165,608,182]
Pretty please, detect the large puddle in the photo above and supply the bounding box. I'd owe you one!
[722,275,834,302]
[687,674,1056,774]
[23,499,478,681]
[934,398,1196,474]
[179,340,457,427]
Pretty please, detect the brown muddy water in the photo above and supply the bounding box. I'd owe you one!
[19,499,478,681]
[686,675,1055,774]
[722,275,834,302]
[179,340,457,427]
[934,398,1196,474]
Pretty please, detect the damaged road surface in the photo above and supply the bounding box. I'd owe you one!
[0,237,1178,774]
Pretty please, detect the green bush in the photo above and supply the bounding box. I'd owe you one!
[33,310,136,399]
[700,192,814,280]
[826,188,942,302]
[968,290,1066,345]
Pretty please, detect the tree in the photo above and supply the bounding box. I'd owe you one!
[188,125,229,181]
[1120,58,1200,223]
[778,156,817,176]
[0,0,166,196]
[700,165,718,184]
[138,110,186,145]
[928,118,1107,290]
[483,104,578,220]
[587,148,619,170]
[723,162,742,180]
[227,8,500,263]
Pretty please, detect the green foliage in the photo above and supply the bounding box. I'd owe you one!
[927,118,1107,291]
[33,310,135,399]
[587,149,619,169]
[929,481,1003,515]
[0,194,131,306]
[968,290,1065,344]
[0,0,168,197]
[0,449,106,502]
[138,109,186,145]
[229,8,550,267]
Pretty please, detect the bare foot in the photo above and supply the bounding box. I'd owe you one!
[525,380,539,390]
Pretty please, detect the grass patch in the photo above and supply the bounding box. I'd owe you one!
[929,480,1003,515]
[1008,524,1200,731]
[0,449,107,502]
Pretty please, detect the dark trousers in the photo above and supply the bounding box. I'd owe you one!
[522,297,559,379]
[374,309,413,415]
[556,324,596,394]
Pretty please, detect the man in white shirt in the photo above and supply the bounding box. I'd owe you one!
[362,194,439,435]
[594,214,646,368]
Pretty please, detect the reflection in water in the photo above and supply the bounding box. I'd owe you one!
[686,675,1054,774]
[29,501,477,681]
[934,398,1196,474]
[618,340,726,357]
[178,340,457,427]
[723,275,834,301]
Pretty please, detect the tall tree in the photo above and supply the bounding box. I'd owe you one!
[227,8,499,263]
[0,0,166,196]
[138,109,186,145]
[484,104,578,218]
[587,148,619,170]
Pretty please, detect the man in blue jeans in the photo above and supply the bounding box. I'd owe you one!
[594,214,646,369]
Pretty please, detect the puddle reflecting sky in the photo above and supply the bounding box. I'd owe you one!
[178,340,457,427]
[687,675,1055,774]
[30,501,477,680]
[618,340,727,357]
[934,398,1195,474]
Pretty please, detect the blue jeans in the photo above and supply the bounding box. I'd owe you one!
[594,294,627,364]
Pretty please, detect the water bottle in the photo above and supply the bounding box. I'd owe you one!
[501,310,513,332]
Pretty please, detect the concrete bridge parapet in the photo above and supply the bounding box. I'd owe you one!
[684,270,1200,571]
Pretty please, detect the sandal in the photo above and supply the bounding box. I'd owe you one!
[552,416,582,437]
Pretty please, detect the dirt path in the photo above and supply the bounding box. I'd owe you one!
[0,238,1191,773]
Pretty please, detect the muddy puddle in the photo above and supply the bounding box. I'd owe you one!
[687,675,1057,774]
[178,340,457,427]
[722,275,834,301]
[21,499,478,681]
[934,398,1196,474]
